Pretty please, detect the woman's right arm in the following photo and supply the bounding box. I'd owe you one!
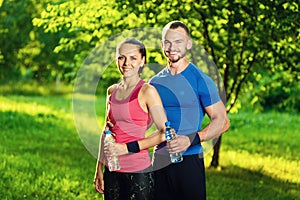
[94,133,105,194]
[94,85,117,194]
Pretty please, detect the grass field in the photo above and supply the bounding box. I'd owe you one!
[0,95,299,199]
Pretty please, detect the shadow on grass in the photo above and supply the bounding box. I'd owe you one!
[0,110,100,199]
[2,109,299,200]
[0,109,94,164]
[206,165,300,200]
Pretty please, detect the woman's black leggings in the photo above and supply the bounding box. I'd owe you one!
[103,166,154,200]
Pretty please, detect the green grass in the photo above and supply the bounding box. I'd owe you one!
[0,95,104,199]
[0,95,299,199]
[205,112,300,200]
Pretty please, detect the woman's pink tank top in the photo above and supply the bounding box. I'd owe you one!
[108,80,151,172]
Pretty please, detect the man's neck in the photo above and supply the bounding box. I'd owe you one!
[168,58,190,75]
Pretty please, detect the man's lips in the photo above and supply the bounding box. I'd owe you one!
[166,51,179,55]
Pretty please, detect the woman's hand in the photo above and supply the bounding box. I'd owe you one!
[104,142,128,157]
[94,165,104,194]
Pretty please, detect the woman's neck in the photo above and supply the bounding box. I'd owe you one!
[120,76,141,90]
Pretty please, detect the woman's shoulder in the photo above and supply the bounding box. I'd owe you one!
[107,84,118,95]
[141,82,155,91]
[140,82,158,96]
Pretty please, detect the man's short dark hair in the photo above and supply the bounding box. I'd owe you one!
[162,21,190,38]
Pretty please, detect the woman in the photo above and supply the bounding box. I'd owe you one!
[94,38,167,200]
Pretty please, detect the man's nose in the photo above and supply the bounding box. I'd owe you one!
[169,42,177,51]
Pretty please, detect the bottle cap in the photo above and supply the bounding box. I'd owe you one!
[165,121,171,127]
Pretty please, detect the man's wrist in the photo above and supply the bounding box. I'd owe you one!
[187,133,200,146]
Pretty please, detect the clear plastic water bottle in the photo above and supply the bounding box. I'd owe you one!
[165,121,183,163]
[104,130,120,171]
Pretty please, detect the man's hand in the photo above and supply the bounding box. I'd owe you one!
[167,135,190,154]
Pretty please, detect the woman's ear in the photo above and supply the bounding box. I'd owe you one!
[138,65,144,74]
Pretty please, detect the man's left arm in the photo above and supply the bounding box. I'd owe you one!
[167,100,230,153]
[198,100,230,141]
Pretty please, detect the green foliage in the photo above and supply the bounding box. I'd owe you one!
[31,0,299,112]
[1,95,299,199]
[260,76,300,112]
[0,0,66,83]
[0,0,299,111]
[0,0,35,81]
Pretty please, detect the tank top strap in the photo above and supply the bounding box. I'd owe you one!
[129,80,145,100]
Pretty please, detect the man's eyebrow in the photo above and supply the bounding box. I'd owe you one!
[163,38,185,42]
[163,40,171,43]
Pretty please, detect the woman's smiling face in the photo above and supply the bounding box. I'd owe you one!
[117,43,145,78]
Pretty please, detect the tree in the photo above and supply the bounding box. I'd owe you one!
[32,0,300,166]
[0,0,64,83]
[0,0,35,81]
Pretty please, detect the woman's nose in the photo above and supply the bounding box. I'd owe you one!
[124,57,129,66]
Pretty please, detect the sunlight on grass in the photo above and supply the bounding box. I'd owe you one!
[0,96,73,120]
[220,150,300,184]
[0,81,72,96]
[1,95,299,199]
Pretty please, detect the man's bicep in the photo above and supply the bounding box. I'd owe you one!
[204,100,226,119]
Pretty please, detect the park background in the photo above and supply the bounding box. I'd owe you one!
[0,0,299,199]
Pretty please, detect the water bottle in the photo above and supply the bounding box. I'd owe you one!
[104,130,120,171]
[165,121,183,163]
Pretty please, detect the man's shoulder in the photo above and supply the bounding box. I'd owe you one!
[187,63,204,74]
[149,67,168,83]
[186,63,212,80]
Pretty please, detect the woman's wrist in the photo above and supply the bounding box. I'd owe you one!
[126,141,140,153]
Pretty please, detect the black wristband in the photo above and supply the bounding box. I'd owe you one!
[126,141,140,153]
[187,133,200,146]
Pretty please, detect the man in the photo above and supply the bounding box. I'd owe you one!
[149,21,230,200]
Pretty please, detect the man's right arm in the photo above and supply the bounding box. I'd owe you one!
[167,100,230,154]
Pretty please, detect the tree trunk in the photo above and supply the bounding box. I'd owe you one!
[56,73,61,93]
[210,136,222,167]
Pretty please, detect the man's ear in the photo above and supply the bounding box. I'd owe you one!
[187,38,192,50]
